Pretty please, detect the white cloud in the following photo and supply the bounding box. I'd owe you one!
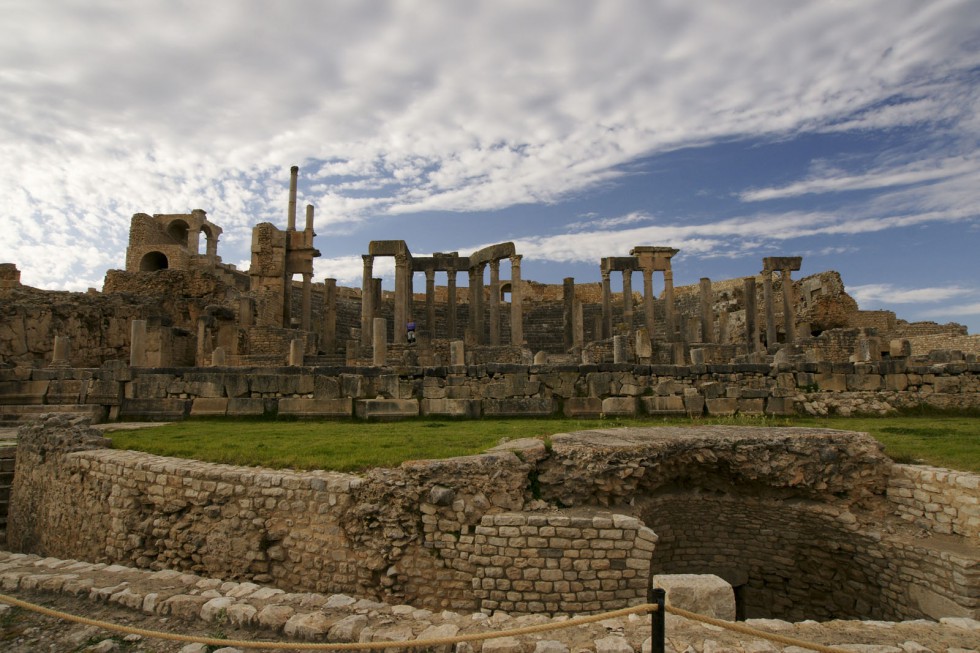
[740,156,979,202]
[921,302,980,318]
[848,284,972,306]
[0,0,978,295]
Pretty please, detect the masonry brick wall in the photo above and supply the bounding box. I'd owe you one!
[888,465,980,538]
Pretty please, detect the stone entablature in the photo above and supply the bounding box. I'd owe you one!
[8,416,979,621]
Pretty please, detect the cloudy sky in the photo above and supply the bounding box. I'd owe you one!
[2,1,978,331]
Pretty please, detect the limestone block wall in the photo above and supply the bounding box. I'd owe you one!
[906,333,980,357]
[9,416,661,615]
[469,512,656,614]
[888,465,980,538]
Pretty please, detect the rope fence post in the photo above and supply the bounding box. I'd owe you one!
[650,587,665,653]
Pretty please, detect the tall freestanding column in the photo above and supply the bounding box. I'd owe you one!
[394,253,409,344]
[563,278,575,351]
[622,270,634,327]
[600,269,612,339]
[323,278,337,354]
[781,268,796,343]
[510,255,523,347]
[664,269,676,341]
[301,272,313,331]
[489,259,501,345]
[699,277,713,343]
[744,277,759,353]
[287,165,298,231]
[425,268,436,337]
[468,265,484,344]
[763,271,776,348]
[361,255,374,348]
[447,267,458,339]
[642,268,655,337]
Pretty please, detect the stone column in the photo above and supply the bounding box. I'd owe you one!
[563,277,575,351]
[240,297,254,327]
[323,278,337,354]
[489,259,501,345]
[613,335,627,363]
[468,266,481,345]
[573,300,584,348]
[699,277,713,343]
[510,255,523,347]
[130,319,147,368]
[622,270,634,327]
[425,268,436,338]
[211,347,226,366]
[450,340,465,366]
[305,204,315,232]
[373,279,382,319]
[447,267,458,340]
[719,310,730,344]
[287,165,298,231]
[188,227,201,255]
[744,278,758,353]
[781,268,796,343]
[373,317,387,366]
[664,269,676,341]
[301,272,313,331]
[642,268,655,337]
[601,270,612,339]
[206,232,219,258]
[289,338,304,366]
[361,255,374,348]
[763,271,776,348]
[394,254,409,344]
[51,335,70,367]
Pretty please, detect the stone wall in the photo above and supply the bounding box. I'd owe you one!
[7,418,979,620]
[906,334,980,357]
[888,465,980,538]
[2,358,979,421]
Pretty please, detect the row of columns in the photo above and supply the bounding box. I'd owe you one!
[360,254,524,348]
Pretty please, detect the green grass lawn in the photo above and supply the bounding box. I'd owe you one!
[106,413,980,473]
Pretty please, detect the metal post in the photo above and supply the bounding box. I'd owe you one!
[650,587,666,653]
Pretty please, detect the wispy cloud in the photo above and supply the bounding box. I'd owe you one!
[848,284,972,305]
[921,302,980,318]
[739,156,979,202]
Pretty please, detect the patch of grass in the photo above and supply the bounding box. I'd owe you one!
[107,414,980,473]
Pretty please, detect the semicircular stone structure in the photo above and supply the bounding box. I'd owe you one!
[7,417,979,622]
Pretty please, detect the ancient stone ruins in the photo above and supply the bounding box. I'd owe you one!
[0,165,978,422]
[0,167,978,646]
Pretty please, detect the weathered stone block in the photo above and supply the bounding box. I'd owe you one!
[421,398,481,418]
[354,399,419,420]
[846,374,882,391]
[190,398,228,417]
[563,397,602,418]
[226,398,269,416]
[279,398,352,418]
[119,398,190,420]
[601,397,637,417]
[641,395,685,415]
[737,398,765,415]
[0,380,49,405]
[653,574,735,621]
[705,398,737,416]
[482,397,555,417]
[683,394,705,416]
[816,373,847,392]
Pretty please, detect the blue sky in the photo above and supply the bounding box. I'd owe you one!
[1,1,978,331]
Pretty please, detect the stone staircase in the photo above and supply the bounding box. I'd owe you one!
[524,301,567,354]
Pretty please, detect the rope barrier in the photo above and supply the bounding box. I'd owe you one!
[0,590,875,653]
[664,605,854,653]
[0,593,656,651]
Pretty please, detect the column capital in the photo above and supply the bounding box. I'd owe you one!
[509,254,523,265]
[601,269,610,281]
[362,254,374,266]
[425,268,435,281]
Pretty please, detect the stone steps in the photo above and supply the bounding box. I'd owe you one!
[0,404,105,425]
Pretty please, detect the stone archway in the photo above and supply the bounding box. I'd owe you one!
[139,251,169,271]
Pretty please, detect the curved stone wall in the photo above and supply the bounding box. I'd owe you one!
[7,416,979,620]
